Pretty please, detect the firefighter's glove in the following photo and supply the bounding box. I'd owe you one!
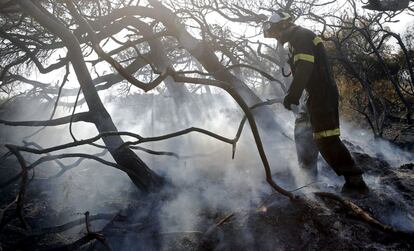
[283,94,299,111]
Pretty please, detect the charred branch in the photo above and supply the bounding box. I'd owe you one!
[362,0,412,11]
[170,72,295,199]
[315,192,414,237]
[65,0,170,92]
[0,112,93,127]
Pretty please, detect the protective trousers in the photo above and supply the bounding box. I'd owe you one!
[294,113,363,177]
[315,136,363,176]
[294,113,318,177]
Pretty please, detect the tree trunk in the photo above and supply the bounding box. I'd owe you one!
[17,0,163,192]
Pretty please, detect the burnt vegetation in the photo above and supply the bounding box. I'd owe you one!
[0,0,414,250]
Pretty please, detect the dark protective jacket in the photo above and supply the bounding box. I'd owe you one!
[286,26,364,177]
[286,26,340,137]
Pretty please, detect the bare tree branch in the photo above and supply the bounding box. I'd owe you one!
[0,112,93,127]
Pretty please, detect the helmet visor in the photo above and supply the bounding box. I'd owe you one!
[263,21,285,38]
[263,21,272,32]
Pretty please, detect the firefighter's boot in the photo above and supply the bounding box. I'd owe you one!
[341,174,369,195]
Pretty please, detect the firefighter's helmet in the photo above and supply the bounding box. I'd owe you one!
[263,11,292,37]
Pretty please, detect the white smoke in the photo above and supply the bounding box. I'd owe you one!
[1,85,413,249]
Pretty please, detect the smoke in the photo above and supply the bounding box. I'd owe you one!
[340,121,414,166]
[2,85,414,249]
[102,90,301,249]
[0,94,134,232]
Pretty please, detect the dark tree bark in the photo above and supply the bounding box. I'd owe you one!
[16,0,163,192]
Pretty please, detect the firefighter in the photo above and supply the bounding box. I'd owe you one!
[263,11,369,194]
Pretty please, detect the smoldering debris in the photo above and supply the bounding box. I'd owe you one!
[1,93,414,250]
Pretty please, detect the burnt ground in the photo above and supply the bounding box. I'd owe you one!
[1,90,413,251]
[206,152,414,251]
[1,142,414,251]
[181,150,414,251]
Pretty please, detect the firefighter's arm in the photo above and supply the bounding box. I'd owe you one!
[284,34,315,109]
[285,59,314,104]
